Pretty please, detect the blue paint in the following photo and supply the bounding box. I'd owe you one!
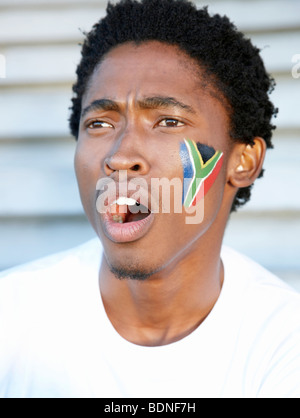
[180,141,194,205]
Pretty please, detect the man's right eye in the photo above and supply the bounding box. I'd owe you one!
[87,120,113,129]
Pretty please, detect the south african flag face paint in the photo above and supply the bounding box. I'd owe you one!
[180,139,224,208]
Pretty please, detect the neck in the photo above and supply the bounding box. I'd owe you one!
[99,236,224,347]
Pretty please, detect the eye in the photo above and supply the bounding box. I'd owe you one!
[86,120,113,129]
[158,118,185,128]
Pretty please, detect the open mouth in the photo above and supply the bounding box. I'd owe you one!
[102,195,155,243]
[110,197,151,224]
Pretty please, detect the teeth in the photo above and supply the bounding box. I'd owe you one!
[110,197,149,222]
[112,197,137,206]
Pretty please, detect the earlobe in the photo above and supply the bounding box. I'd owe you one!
[228,137,267,188]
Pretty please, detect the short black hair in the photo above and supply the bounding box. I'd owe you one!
[69,0,278,212]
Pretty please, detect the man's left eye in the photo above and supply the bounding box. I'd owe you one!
[158,119,185,128]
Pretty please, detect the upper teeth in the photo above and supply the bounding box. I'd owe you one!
[112,197,138,206]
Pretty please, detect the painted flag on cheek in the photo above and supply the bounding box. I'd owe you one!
[180,139,224,208]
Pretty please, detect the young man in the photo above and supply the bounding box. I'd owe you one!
[0,0,299,398]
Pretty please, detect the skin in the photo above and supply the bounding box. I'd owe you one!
[75,41,266,347]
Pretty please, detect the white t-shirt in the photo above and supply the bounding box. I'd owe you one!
[0,239,300,398]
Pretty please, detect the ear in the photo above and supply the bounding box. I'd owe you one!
[228,137,267,189]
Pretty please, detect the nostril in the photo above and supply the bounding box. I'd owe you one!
[104,161,115,176]
[104,155,148,175]
[131,164,140,172]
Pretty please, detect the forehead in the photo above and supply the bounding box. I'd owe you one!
[84,41,205,104]
[82,41,231,140]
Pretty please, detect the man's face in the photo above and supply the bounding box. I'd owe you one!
[75,41,233,279]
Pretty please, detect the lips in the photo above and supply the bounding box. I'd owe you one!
[100,193,155,243]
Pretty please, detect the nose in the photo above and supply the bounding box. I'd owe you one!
[104,131,150,177]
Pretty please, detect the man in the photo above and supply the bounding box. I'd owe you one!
[0,0,299,398]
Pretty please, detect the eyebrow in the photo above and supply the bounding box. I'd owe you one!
[81,96,196,118]
[81,99,120,118]
[137,96,196,114]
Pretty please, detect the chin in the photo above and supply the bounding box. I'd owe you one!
[102,241,165,281]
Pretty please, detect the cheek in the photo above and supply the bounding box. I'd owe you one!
[180,139,224,209]
[74,146,90,193]
[74,140,104,184]
[74,143,100,217]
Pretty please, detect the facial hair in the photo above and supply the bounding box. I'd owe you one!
[109,263,160,281]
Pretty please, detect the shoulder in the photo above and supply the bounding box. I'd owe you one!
[0,239,103,395]
[0,238,102,313]
[221,245,300,349]
[221,246,300,397]
[221,245,299,295]
[221,245,300,323]
[0,238,101,278]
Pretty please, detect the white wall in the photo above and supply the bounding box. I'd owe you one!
[0,0,299,289]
